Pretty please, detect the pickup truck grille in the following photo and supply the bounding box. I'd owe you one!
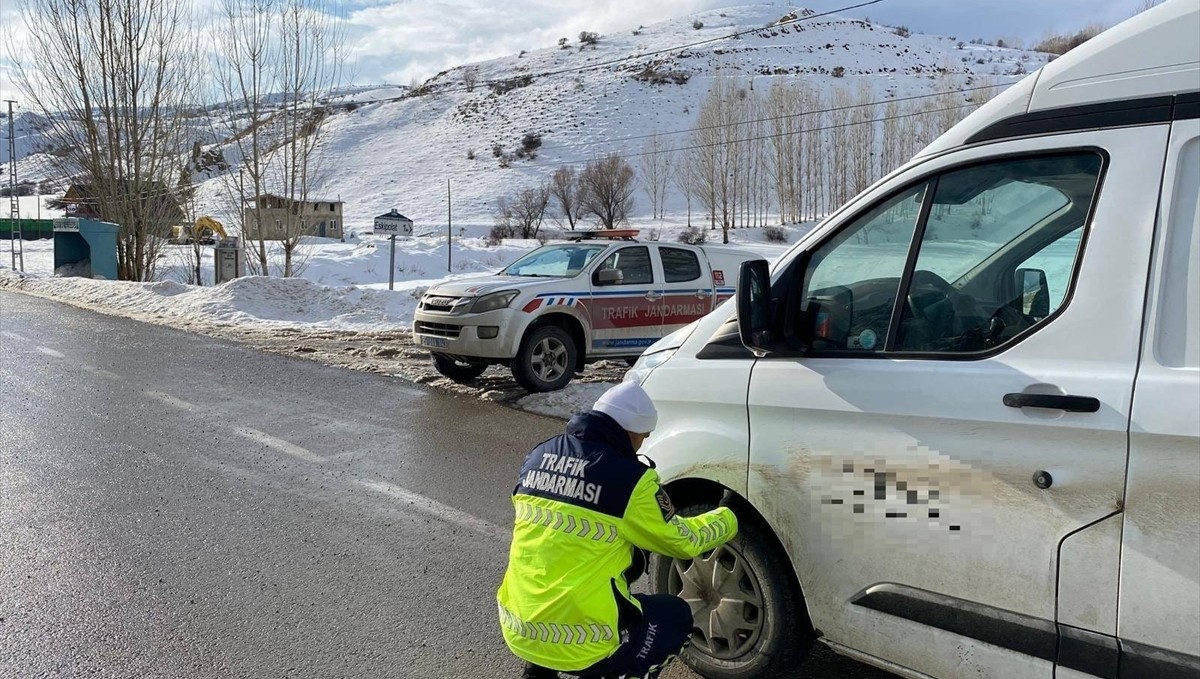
[414,321,461,338]
[421,296,461,313]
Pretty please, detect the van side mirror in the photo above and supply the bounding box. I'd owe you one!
[596,268,623,286]
[1016,268,1050,317]
[737,259,773,355]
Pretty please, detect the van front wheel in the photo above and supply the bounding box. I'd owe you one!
[651,502,814,678]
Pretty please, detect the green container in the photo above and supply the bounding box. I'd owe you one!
[0,218,55,240]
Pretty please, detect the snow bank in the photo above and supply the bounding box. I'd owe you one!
[2,267,420,332]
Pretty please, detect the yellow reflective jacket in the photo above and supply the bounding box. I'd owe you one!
[497,412,738,672]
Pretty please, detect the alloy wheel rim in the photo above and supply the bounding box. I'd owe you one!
[530,337,568,382]
[671,544,765,660]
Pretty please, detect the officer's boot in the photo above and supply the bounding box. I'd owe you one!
[521,662,559,679]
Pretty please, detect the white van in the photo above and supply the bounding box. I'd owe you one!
[628,2,1200,677]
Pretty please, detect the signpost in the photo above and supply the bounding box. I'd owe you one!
[373,209,413,291]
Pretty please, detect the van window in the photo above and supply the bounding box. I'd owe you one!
[789,152,1104,356]
[597,246,654,286]
[894,153,1101,353]
[1016,226,1082,313]
[661,247,702,283]
[800,183,927,352]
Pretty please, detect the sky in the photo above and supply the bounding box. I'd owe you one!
[0,0,1147,107]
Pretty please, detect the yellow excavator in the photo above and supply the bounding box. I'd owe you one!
[170,216,229,245]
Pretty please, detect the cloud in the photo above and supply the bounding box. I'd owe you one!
[342,0,727,84]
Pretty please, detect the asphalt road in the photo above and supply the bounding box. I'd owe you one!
[0,291,895,679]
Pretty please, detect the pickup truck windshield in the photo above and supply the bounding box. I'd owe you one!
[501,244,607,277]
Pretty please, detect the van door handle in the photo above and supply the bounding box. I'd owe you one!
[695,289,710,299]
[644,292,662,302]
[1002,393,1100,413]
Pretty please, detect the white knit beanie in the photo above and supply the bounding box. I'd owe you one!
[593,382,658,434]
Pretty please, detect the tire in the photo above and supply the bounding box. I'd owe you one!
[651,502,814,679]
[512,324,578,392]
[431,353,488,382]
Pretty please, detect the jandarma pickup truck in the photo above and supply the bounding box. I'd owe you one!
[412,230,762,391]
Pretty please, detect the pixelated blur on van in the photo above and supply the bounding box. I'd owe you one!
[626,2,1200,677]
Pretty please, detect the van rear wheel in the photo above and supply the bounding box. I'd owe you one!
[651,501,814,679]
[431,353,488,382]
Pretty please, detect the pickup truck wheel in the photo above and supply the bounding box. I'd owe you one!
[431,353,488,382]
[651,502,814,679]
[512,325,577,392]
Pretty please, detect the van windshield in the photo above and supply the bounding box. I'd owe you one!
[500,244,608,277]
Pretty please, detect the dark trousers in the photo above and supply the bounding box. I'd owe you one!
[575,594,694,679]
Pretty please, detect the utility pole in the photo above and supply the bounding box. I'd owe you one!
[446,178,452,273]
[5,99,23,272]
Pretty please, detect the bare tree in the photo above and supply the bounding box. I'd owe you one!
[549,166,582,230]
[847,82,877,200]
[175,164,205,285]
[1133,0,1164,14]
[578,154,636,229]
[16,0,198,281]
[270,0,344,277]
[638,133,673,219]
[827,87,853,209]
[801,88,826,221]
[881,98,905,175]
[494,183,551,239]
[212,0,344,277]
[765,81,803,224]
[214,0,277,276]
[691,74,747,242]
[462,67,479,93]
[932,75,966,144]
[673,153,697,227]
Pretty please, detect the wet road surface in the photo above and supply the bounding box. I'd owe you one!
[0,290,895,679]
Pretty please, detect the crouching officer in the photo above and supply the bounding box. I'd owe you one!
[497,382,738,679]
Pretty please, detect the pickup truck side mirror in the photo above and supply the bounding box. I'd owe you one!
[737,259,774,356]
[596,268,624,286]
[1015,267,1050,318]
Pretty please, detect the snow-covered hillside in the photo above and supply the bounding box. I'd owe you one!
[4,4,1046,230]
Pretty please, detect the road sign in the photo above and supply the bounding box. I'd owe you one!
[374,210,413,236]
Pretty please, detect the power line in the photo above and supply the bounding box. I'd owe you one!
[304,89,999,178]
[536,80,1013,154]
[592,101,979,164]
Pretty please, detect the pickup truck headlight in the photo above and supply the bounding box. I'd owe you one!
[470,290,519,313]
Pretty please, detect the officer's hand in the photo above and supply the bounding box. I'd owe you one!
[719,489,736,508]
